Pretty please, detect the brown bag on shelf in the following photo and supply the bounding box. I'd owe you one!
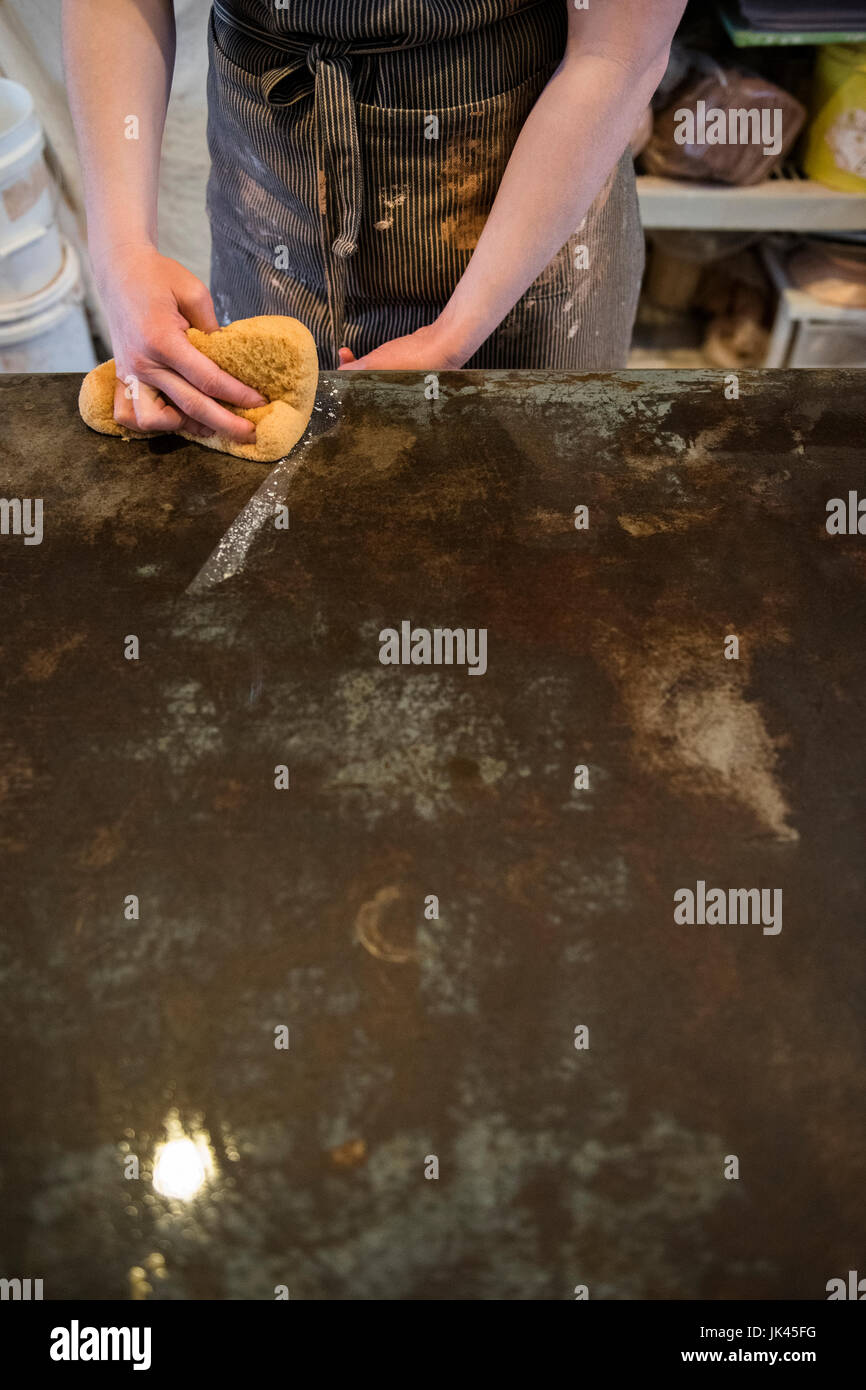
[642,68,807,185]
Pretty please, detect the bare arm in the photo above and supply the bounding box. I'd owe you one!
[341,0,686,369]
[63,0,264,438]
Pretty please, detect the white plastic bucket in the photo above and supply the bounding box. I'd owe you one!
[0,78,60,287]
[0,239,97,372]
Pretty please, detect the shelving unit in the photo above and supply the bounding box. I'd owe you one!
[634,5,866,363]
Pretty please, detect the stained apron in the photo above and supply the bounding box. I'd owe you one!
[206,0,645,370]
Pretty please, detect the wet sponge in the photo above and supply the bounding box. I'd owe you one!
[78,315,319,464]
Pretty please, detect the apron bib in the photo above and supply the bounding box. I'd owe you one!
[206,0,644,369]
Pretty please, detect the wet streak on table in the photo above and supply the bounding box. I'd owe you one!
[0,370,864,1300]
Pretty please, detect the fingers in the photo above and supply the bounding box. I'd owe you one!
[338,346,366,370]
[113,375,184,434]
[113,377,136,431]
[146,366,257,442]
[113,376,215,439]
[112,349,256,442]
[175,411,214,439]
[177,280,220,335]
[169,267,266,405]
[164,335,268,411]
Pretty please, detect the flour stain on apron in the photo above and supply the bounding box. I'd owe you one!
[440,131,497,253]
[374,188,409,233]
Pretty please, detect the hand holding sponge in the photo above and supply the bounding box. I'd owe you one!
[79,315,319,464]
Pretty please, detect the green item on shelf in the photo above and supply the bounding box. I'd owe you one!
[719,1,866,46]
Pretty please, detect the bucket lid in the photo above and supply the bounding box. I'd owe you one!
[0,289,83,347]
[0,238,81,323]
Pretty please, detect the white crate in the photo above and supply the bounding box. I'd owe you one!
[762,242,866,366]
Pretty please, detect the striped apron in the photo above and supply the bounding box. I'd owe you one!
[206,0,645,370]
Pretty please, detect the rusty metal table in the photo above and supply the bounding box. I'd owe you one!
[1,370,864,1301]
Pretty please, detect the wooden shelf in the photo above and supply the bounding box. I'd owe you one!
[637,173,866,231]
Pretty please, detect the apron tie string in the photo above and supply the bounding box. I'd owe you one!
[306,39,361,362]
[255,37,361,362]
[306,39,362,261]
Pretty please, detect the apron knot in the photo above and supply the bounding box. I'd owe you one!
[306,37,351,75]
